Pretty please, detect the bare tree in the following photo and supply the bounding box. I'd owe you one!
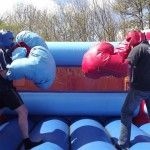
[112,0,149,30]
[88,0,119,41]
[1,0,120,42]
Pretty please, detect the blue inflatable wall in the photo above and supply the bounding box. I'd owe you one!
[46,42,119,66]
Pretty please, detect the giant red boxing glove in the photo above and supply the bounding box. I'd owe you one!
[115,40,131,60]
[82,42,114,79]
[100,55,129,78]
[115,30,145,60]
[82,42,129,79]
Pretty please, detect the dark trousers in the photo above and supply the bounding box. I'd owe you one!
[118,88,150,148]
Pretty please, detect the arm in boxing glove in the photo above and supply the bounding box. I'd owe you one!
[16,30,48,50]
[115,30,145,60]
[145,32,150,42]
[115,40,131,60]
[11,42,31,57]
[82,42,114,79]
[82,41,129,78]
[11,47,27,61]
[99,54,129,78]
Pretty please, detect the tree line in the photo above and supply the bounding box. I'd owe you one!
[0,0,150,42]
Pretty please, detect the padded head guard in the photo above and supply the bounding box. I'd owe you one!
[0,30,14,49]
[126,30,145,47]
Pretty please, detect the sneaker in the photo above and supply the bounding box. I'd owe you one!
[24,138,43,150]
[115,143,129,150]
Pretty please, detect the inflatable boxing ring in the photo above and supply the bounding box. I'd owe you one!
[1,42,150,150]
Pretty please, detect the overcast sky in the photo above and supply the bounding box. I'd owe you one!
[0,0,114,15]
[0,0,60,15]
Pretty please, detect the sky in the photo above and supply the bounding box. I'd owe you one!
[0,0,114,15]
[0,0,60,15]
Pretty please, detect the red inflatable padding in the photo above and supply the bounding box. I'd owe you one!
[82,42,129,79]
[133,100,150,126]
[0,115,5,123]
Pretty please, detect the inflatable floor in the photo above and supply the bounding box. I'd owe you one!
[1,42,150,150]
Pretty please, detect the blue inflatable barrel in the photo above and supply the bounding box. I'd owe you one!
[20,118,69,150]
[0,118,34,150]
[105,120,150,149]
[70,118,116,150]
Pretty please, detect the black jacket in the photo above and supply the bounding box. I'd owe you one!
[0,48,13,92]
[128,42,150,91]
